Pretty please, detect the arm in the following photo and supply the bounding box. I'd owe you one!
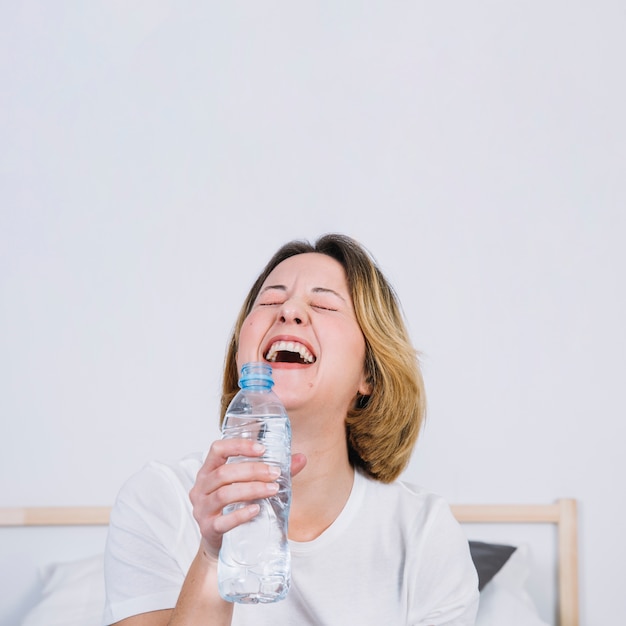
[110,550,231,626]
[108,440,306,626]
[409,499,479,626]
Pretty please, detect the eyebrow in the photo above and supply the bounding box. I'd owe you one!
[260,284,347,302]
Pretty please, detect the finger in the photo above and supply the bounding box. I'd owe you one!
[201,438,266,473]
[190,461,279,514]
[213,503,261,535]
[195,500,262,556]
[192,480,276,535]
[291,452,307,478]
[213,459,281,488]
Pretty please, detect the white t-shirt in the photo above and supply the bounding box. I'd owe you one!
[103,452,479,626]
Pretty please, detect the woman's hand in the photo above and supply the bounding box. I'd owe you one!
[189,439,307,561]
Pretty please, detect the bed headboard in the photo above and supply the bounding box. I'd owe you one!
[0,499,579,626]
[451,499,579,626]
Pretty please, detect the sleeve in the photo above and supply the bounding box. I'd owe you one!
[408,497,480,626]
[102,461,200,625]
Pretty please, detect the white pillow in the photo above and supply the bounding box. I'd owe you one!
[21,553,105,626]
[475,544,551,626]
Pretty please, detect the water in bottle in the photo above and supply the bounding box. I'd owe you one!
[217,362,292,604]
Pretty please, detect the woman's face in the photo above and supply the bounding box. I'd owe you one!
[237,253,371,419]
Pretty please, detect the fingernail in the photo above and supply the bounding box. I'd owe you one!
[268,466,281,478]
[248,503,261,516]
[252,442,265,453]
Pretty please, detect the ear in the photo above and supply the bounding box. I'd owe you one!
[357,373,373,397]
[356,392,370,409]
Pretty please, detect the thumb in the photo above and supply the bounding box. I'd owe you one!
[290,452,307,478]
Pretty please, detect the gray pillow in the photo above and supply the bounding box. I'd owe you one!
[469,541,517,591]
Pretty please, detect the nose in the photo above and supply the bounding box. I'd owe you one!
[278,298,307,326]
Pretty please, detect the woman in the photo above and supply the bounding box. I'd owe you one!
[103,233,479,625]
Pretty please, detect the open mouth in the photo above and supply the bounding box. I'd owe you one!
[265,340,316,364]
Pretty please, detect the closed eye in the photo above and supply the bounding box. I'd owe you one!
[256,285,346,312]
[256,285,286,307]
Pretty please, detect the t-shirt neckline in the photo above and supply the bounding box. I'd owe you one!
[288,468,367,556]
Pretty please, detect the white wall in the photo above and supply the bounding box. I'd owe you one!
[1,2,625,624]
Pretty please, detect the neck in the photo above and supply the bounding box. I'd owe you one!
[288,428,354,542]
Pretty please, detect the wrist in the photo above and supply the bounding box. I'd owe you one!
[199,541,221,568]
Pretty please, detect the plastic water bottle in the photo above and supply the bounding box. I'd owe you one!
[217,362,292,604]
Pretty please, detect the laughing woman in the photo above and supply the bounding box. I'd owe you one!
[103,233,479,626]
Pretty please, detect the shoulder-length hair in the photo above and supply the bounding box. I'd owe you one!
[220,233,426,483]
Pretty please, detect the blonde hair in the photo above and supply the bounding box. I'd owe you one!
[220,233,426,483]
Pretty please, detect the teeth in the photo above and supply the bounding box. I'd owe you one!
[266,340,315,364]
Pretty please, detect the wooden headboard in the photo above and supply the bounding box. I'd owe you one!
[451,499,579,626]
[0,498,579,626]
